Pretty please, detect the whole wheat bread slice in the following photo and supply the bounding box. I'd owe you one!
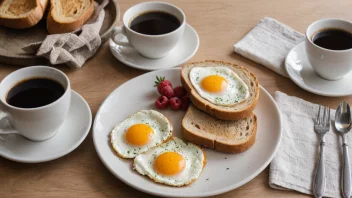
[182,105,257,153]
[181,60,259,121]
[47,0,94,34]
[0,0,49,29]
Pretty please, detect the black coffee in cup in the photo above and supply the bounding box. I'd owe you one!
[6,78,65,108]
[129,11,180,35]
[312,29,352,50]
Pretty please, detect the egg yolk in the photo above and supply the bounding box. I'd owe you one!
[201,75,228,92]
[154,152,186,175]
[125,124,154,146]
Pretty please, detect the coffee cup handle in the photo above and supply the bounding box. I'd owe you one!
[111,26,131,47]
[0,111,18,135]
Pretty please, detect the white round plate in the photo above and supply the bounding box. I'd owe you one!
[285,42,352,97]
[93,68,282,197]
[0,91,92,163]
[109,23,199,71]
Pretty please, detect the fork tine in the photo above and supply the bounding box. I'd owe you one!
[326,107,330,127]
[321,106,327,126]
[321,106,328,126]
[316,105,321,124]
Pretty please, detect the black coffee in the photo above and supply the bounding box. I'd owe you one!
[312,29,352,50]
[6,78,65,108]
[130,11,180,35]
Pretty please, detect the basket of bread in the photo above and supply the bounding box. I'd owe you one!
[0,0,119,66]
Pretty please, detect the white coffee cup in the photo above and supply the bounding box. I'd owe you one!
[305,18,352,80]
[0,66,71,141]
[111,2,186,59]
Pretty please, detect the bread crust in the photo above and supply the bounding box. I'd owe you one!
[47,0,94,34]
[182,105,257,154]
[181,60,259,121]
[0,0,49,29]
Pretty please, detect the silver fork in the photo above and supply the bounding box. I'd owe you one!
[313,105,331,198]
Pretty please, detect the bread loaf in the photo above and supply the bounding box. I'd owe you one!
[0,0,49,29]
[47,0,94,34]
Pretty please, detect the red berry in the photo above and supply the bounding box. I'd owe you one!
[160,85,175,99]
[161,80,172,87]
[173,86,187,97]
[158,80,172,94]
[169,97,182,110]
[154,76,172,95]
[181,96,191,110]
[155,96,169,109]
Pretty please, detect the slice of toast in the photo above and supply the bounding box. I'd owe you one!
[0,0,49,29]
[181,60,259,121]
[182,105,257,153]
[47,0,94,34]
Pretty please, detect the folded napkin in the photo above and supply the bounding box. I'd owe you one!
[22,0,109,68]
[233,17,305,77]
[269,91,350,197]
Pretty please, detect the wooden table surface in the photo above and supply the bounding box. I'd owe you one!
[1,0,352,197]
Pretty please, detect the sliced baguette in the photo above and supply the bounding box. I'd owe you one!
[181,60,259,121]
[47,0,94,34]
[182,105,257,153]
[0,0,49,29]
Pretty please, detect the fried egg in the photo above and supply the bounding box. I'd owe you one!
[190,66,249,106]
[110,110,172,158]
[134,137,205,187]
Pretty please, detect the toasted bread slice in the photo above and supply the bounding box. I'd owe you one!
[47,0,94,34]
[181,60,259,121]
[0,0,49,29]
[182,105,257,153]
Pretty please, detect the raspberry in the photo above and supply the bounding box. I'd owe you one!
[155,96,169,109]
[160,85,175,99]
[169,97,182,110]
[173,86,187,98]
[154,76,172,95]
[181,96,191,110]
[158,81,172,95]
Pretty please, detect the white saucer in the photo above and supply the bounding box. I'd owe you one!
[109,23,199,71]
[285,42,352,97]
[0,91,92,163]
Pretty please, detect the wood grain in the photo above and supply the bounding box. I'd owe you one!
[1,0,352,197]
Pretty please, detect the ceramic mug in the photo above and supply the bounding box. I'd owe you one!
[0,66,71,141]
[111,1,186,59]
[305,18,352,80]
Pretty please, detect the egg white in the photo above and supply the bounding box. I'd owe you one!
[134,137,205,187]
[110,110,172,158]
[190,66,250,106]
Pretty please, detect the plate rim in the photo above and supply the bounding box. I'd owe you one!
[0,90,92,163]
[93,68,282,197]
[109,23,200,71]
[285,41,352,97]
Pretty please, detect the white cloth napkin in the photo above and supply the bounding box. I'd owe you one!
[233,17,305,77]
[269,91,350,197]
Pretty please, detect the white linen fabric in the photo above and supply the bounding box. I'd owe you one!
[269,91,348,198]
[234,17,304,77]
